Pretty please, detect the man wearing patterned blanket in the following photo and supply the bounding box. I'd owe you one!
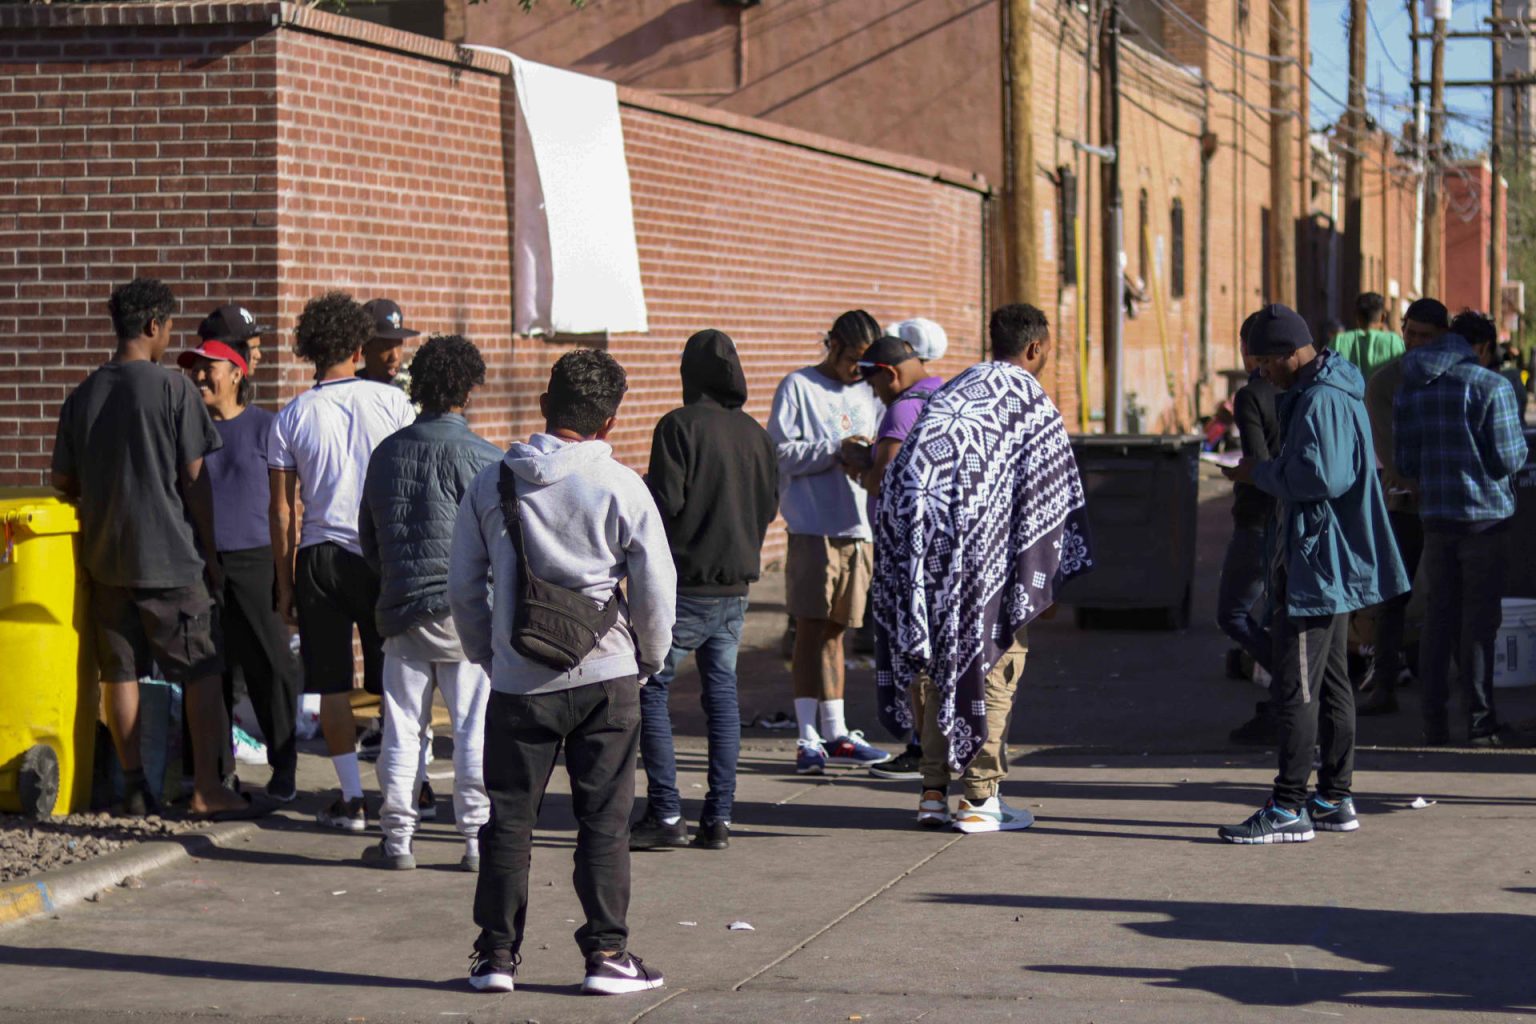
[872,304,1093,833]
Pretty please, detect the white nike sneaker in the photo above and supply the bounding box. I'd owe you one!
[581,951,664,995]
[953,795,1035,833]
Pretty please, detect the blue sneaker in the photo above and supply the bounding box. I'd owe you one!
[824,731,894,766]
[795,740,827,775]
[1306,794,1360,832]
[1218,799,1315,844]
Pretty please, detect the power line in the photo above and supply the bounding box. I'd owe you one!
[1144,0,1298,65]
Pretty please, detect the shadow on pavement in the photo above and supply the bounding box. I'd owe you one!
[923,893,1536,1015]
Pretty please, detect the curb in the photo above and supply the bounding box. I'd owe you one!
[0,819,261,931]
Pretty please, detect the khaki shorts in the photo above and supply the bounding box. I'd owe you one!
[785,534,873,627]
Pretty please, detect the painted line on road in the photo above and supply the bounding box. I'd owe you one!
[730,833,965,991]
[0,881,55,928]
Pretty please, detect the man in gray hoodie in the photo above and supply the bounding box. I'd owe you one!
[449,349,676,996]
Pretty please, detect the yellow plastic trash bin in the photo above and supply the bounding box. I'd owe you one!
[0,488,97,817]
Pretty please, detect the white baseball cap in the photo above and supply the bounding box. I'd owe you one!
[889,318,948,362]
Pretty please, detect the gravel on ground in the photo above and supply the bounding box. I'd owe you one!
[0,813,207,884]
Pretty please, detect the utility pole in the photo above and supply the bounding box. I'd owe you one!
[1424,1,1448,299]
[1490,0,1506,322]
[1269,0,1297,306]
[1100,0,1125,433]
[1411,0,1426,297]
[1003,0,1037,306]
[1343,0,1368,308]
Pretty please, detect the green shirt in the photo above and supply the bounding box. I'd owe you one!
[1332,328,1405,384]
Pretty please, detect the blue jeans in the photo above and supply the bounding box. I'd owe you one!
[1216,523,1272,672]
[638,594,747,824]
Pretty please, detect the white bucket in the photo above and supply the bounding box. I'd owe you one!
[1493,598,1536,688]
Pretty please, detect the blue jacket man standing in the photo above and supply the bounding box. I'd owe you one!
[1395,313,1528,746]
[1220,304,1408,844]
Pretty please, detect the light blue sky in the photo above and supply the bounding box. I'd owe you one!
[1309,0,1499,154]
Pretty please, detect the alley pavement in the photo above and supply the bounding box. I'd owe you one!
[2,470,1533,1023]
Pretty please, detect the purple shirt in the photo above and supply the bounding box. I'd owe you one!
[207,405,276,553]
[869,376,943,525]
[878,377,945,444]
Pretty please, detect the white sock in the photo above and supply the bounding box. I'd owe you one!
[794,697,822,745]
[333,752,364,800]
[820,699,848,742]
[660,814,681,826]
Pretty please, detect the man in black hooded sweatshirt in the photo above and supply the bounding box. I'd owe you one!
[631,330,779,851]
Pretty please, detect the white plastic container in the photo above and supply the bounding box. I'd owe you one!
[1493,598,1536,688]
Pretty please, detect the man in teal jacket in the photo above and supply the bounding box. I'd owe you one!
[1220,304,1409,844]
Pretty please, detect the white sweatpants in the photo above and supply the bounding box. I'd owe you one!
[378,655,490,854]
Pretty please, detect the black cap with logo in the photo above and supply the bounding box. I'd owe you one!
[362,298,421,341]
[197,304,269,343]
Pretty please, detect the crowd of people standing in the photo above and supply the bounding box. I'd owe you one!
[47,274,1530,994]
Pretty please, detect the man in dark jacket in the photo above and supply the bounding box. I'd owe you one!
[1219,314,1282,745]
[1395,312,1529,747]
[360,335,501,870]
[1221,305,1408,844]
[630,330,778,852]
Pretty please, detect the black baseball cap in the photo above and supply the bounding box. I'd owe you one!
[197,304,268,343]
[362,298,420,341]
[856,335,918,379]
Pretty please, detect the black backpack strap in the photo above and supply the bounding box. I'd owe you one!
[496,464,530,590]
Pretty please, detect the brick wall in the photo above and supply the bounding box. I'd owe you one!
[0,14,279,482]
[0,2,987,566]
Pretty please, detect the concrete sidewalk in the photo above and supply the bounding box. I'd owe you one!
[2,472,1534,1022]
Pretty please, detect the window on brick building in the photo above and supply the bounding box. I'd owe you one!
[1170,198,1186,299]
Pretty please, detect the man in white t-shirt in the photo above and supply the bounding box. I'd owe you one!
[269,292,416,832]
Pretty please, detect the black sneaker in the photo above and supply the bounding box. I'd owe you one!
[869,746,922,780]
[581,951,664,995]
[418,780,437,821]
[266,768,297,804]
[1228,705,1280,746]
[629,811,688,850]
[1470,728,1528,748]
[1306,794,1359,832]
[468,948,517,992]
[691,820,730,850]
[121,778,161,818]
[357,722,383,763]
[316,795,367,833]
[1218,800,1315,844]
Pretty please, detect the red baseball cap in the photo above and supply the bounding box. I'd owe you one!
[177,340,249,376]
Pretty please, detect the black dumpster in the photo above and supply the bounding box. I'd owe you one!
[1060,434,1202,629]
[1506,427,1536,599]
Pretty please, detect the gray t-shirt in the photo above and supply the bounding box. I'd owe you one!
[51,360,222,588]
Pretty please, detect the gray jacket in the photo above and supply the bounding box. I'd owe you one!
[448,433,677,695]
[360,413,501,637]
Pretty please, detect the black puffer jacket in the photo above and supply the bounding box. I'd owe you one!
[360,413,501,637]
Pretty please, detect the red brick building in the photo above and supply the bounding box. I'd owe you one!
[0,2,989,561]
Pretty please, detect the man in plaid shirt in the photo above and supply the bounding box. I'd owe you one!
[1394,310,1529,747]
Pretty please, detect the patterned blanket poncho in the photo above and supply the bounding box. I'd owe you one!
[872,360,1093,771]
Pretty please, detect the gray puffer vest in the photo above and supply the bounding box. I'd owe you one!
[359,413,502,637]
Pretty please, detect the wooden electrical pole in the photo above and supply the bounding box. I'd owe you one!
[1424,5,1447,299]
[1100,0,1125,433]
[1003,0,1037,305]
[1269,0,1296,306]
[1490,0,1506,322]
[1343,0,1368,308]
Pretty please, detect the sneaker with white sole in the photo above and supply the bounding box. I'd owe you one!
[1306,794,1359,832]
[316,795,367,833]
[1218,799,1315,844]
[870,746,922,781]
[824,731,893,766]
[953,795,1035,833]
[581,951,665,995]
[917,789,950,828]
[468,949,517,992]
[795,740,827,775]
